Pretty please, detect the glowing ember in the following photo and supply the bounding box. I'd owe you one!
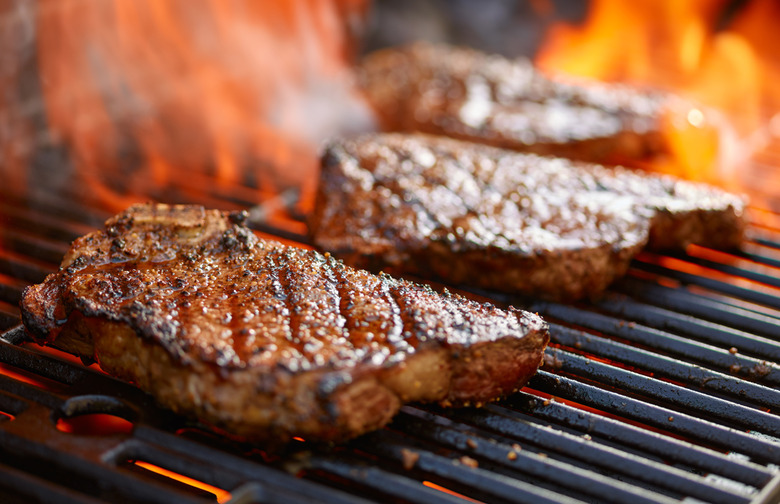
[422,481,484,503]
[34,0,374,212]
[536,0,780,211]
[0,361,66,392]
[133,460,231,503]
[56,413,134,436]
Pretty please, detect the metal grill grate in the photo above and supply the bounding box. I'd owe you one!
[0,174,779,504]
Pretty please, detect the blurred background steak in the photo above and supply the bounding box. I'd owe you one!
[20,203,549,444]
[358,42,675,168]
[310,133,746,301]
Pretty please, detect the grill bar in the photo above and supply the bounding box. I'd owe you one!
[737,249,780,271]
[544,347,780,433]
[752,236,780,251]
[350,434,601,504]
[306,455,487,504]
[0,338,376,504]
[386,410,742,504]
[499,392,775,488]
[0,463,107,504]
[615,279,780,340]
[0,431,209,504]
[546,324,780,409]
[0,200,96,244]
[129,427,373,504]
[1,180,779,503]
[662,250,780,290]
[0,250,53,286]
[0,305,20,330]
[631,260,780,310]
[753,476,780,504]
[530,371,780,463]
[437,401,766,501]
[528,302,780,386]
[592,296,780,360]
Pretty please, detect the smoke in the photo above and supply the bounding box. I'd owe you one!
[5,0,376,208]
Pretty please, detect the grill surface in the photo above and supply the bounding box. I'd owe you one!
[0,166,779,504]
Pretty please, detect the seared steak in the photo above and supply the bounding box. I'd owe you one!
[358,42,676,167]
[309,133,746,301]
[21,203,549,444]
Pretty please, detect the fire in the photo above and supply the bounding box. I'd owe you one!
[536,0,780,209]
[33,0,374,213]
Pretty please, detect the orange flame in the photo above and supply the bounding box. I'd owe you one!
[536,0,780,209]
[34,0,374,212]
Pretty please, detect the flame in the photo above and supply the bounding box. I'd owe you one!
[33,0,374,213]
[536,0,780,210]
[133,460,231,503]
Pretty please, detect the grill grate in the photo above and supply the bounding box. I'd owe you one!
[0,176,779,504]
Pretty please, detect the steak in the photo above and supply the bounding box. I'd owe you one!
[21,203,549,444]
[358,42,684,167]
[309,133,746,301]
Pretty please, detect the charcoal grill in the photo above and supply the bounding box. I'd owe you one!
[0,157,778,504]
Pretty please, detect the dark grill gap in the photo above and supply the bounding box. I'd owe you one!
[1,179,779,504]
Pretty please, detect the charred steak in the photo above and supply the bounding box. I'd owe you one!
[309,133,746,301]
[21,203,549,444]
[358,42,684,167]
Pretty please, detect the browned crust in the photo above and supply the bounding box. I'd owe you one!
[308,133,746,302]
[26,310,546,443]
[647,206,745,251]
[357,42,669,168]
[330,240,642,303]
[21,203,549,444]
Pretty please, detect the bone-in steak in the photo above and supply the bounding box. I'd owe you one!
[309,133,746,301]
[21,203,549,444]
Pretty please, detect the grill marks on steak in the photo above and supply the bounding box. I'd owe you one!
[309,133,746,301]
[358,42,675,167]
[21,203,549,444]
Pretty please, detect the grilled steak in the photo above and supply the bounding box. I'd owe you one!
[21,203,549,444]
[309,133,746,301]
[358,42,676,167]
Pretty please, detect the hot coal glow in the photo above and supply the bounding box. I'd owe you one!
[131,460,232,503]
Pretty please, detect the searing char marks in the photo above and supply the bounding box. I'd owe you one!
[358,42,671,167]
[309,133,746,301]
[21,203,549,444]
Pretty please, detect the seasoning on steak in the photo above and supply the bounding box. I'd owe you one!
[20,203,549,444]
[358,42,692,168]
[309,133,746,301]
